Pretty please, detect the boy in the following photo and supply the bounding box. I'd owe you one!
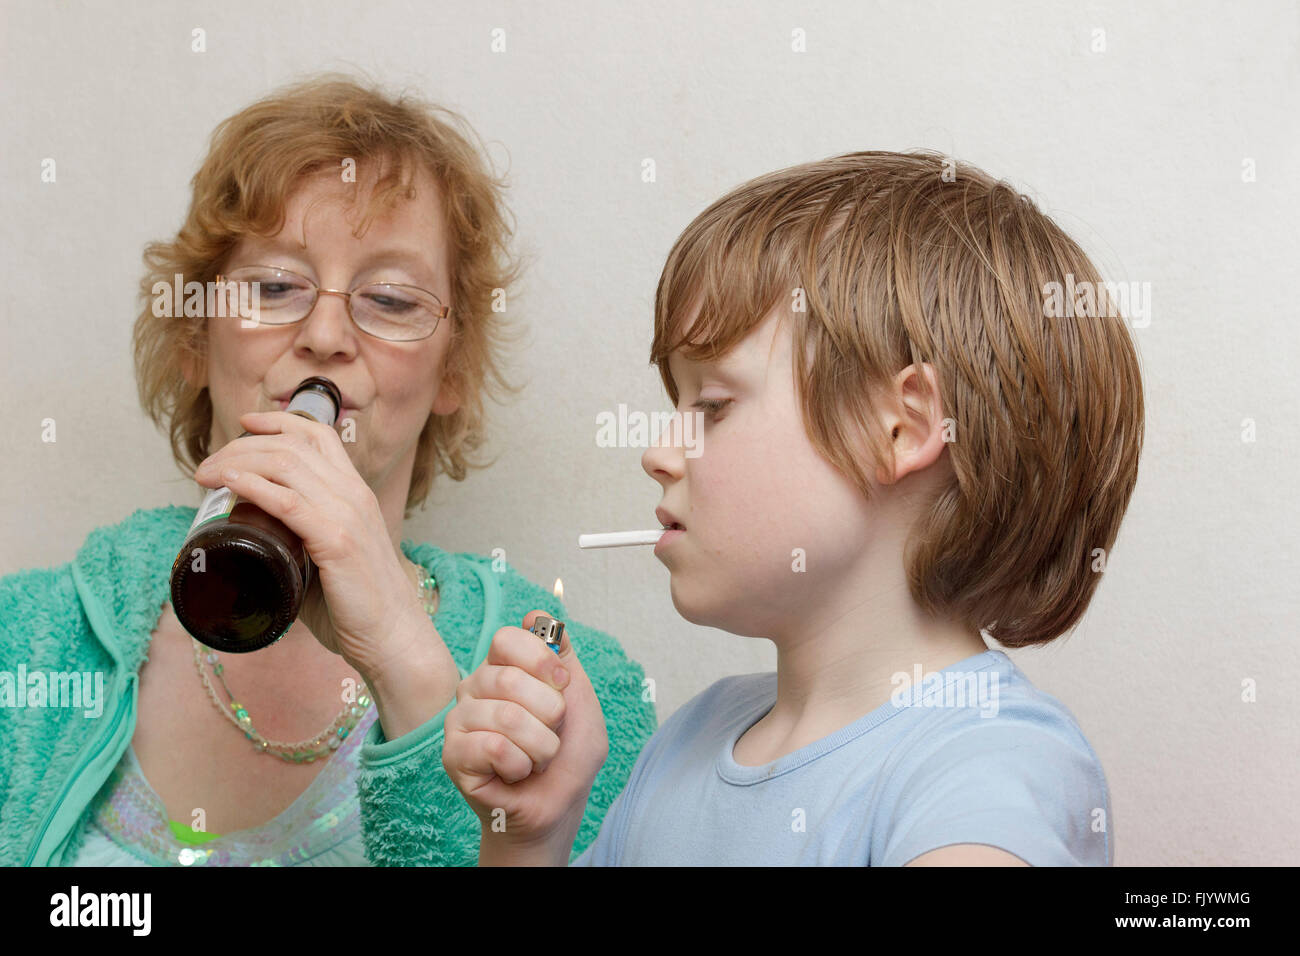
[441,151,1143,866]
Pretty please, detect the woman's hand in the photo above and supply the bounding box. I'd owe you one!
[442,611,610,865]
[192,410,453,688]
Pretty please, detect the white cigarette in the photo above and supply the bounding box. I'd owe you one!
[578,529,666,549]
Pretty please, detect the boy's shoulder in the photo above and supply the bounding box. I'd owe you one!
[878,651,1112,865]
[887,650,1106,786]
[915,649,1101,752]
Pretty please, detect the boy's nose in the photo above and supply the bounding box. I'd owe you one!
[641,410,686,484]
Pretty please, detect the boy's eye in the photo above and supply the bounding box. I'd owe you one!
[690,398,732,419]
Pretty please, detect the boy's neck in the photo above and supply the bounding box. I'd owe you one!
[733,565,990,767]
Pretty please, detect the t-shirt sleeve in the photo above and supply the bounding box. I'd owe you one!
[877,719,1112,867]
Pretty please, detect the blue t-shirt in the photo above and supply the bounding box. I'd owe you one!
[572,649,1111,866]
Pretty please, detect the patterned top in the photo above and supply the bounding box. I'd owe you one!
[75,705,379,866]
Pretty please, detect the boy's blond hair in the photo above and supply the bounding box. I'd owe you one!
[132,72,525,517]
[651,151,1144,648]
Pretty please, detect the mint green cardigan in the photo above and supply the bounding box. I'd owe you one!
[0,506,657,866]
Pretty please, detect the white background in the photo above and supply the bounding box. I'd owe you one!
[2,0,1297,866]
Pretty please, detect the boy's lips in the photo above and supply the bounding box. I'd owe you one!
[654,527,685,555]
[654,506,686,556]
[655,506,686,530]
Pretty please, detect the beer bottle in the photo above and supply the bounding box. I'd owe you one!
[170,376,342,652]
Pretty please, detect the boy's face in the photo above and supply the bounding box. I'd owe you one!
[642,307,879,638]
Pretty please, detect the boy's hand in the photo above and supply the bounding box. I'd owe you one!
[442,610,609,864]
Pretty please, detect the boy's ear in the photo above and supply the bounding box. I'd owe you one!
[874,362,950,486]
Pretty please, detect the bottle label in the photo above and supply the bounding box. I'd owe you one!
[288,389,337,426]
[186,486,239,537]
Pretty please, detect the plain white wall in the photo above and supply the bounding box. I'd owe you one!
[2,0,1296,866]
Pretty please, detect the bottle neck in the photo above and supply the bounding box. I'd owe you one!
[286,387,339,426]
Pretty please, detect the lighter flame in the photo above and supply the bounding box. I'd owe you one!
[553,577,564,601]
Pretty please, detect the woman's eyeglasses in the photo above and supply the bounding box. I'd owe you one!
[215,265,449,342]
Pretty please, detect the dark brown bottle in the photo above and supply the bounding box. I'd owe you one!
[170,376,342,652]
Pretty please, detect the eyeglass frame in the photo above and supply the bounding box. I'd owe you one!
[214,263,451,342]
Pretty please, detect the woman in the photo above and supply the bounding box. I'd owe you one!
[0,74,657,866]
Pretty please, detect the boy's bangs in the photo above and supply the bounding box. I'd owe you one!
[652,217,795,403]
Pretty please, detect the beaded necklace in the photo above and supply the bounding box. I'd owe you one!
[192,558,439,763]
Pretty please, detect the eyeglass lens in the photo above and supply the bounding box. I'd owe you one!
[220,266,441,341]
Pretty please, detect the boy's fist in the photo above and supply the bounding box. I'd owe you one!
[442,610,609,861]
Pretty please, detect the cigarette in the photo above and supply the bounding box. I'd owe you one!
[578,530,665,549]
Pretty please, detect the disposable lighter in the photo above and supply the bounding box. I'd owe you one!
[528,614,565,655]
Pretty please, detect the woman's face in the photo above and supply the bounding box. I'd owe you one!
[199,165,460,494]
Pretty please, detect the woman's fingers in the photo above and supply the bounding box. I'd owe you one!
[196,433,332,492]
[193,428,365,563]
[193,444,344,543]
[238,409,356,473]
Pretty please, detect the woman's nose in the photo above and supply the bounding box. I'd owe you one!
[641,410,686,484]
[293,290,359,359]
